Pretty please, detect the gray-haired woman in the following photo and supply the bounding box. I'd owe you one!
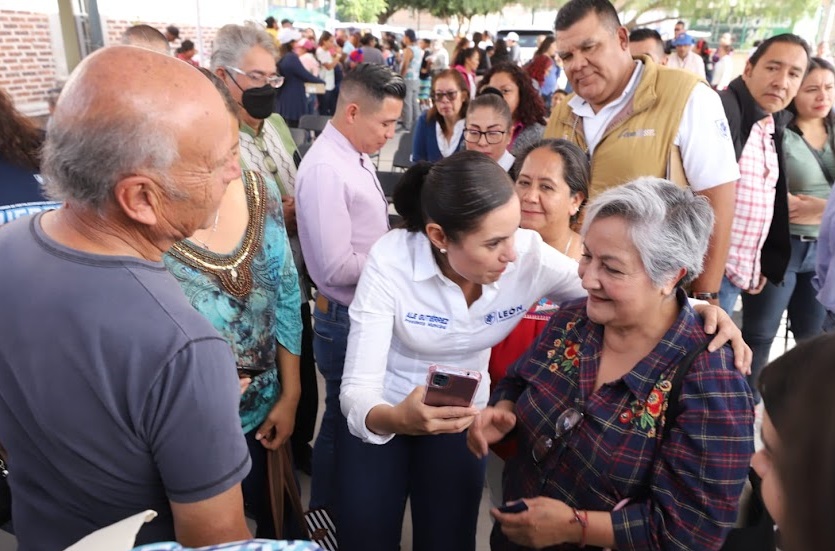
[469,178,756,551]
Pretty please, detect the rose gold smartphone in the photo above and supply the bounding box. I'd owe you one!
[422,365,482,407]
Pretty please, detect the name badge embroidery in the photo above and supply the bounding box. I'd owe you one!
[484,305,525,325]
[405,312,450,329]
[619,128,656,138]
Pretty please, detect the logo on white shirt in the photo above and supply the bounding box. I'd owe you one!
[405,312,450,329]
[715,120,730,139]
[484,305,525,325]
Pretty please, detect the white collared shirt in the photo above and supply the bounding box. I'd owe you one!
[498,150,516,172]
[568,61,644,157]
[435,118,465,158]
[340,228,585,444]
[567,61,739,192]
[668,50,707,80]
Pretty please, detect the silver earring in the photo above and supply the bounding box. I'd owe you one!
[440,248,447,254]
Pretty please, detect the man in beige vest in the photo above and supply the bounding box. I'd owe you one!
[544,0,739,303]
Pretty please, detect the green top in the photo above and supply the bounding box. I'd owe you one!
[783,127,835,237]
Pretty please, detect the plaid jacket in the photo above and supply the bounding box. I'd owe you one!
[492,291,755,550]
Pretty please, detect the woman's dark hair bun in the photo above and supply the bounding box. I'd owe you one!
[393,161,432,232]
[393,151,514,241]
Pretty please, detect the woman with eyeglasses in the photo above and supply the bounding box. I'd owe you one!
[464,92,515,172]
[480,62,548,157]
[337,153,750,551]
[469,179,755,551]
[411,69,469,162]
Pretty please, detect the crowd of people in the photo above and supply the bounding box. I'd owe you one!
[2,0,835,550]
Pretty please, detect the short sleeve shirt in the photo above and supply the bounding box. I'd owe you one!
[569,61,739,191]
[0,214,251,550]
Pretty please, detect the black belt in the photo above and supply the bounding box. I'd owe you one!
[791,234,817,242]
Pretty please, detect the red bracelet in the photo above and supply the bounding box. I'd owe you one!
[571,507,588,548]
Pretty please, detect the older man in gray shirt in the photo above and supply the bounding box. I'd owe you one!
[0,46,251,549]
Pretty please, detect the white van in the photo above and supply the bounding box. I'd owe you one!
[496,28,554,64]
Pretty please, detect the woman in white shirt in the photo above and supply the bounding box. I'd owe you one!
[334,151,748,551]
[315,31,341,116]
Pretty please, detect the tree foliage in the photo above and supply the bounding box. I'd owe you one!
[427,0,509,20]
[378,0,511,24]
[617,0,818,29]
[337,0,389,23]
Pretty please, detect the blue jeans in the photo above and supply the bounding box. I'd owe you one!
[335,424,486,551]
[309,297,350,511]
[742,237,825,402]
[719,274,743,315]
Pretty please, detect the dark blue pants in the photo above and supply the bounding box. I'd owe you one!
[310,299,350,510]
[335,424,486,551]
[242,428,276,538]
[318,90,337,117]
[742,237,825,402]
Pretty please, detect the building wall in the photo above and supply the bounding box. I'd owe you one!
[102,18,223,66]
[0,9,59,114]
[0,0,264,115]
[103,19,219,47]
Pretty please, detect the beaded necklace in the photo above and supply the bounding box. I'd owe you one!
[168,171,267,298]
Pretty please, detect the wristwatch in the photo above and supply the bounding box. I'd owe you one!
[692,291,719,300]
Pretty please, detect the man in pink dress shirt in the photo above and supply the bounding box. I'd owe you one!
[296,63,405,513]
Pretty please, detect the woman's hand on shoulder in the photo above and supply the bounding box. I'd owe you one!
[392,386,479,436]
[692,302,752,375]
[466,404,517,459]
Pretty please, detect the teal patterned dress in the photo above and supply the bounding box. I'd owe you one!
[164,171,302,434]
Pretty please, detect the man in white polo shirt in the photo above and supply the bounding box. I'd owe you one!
[545,0,739,305]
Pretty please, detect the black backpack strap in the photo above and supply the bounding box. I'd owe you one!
[661,339,712,441]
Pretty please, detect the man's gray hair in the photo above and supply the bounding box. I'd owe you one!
[210,24,276,71]
[581,177,714,288]
[41,114,181,209]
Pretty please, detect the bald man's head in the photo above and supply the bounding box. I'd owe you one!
[121,24,169,54]
[43,45,230,210]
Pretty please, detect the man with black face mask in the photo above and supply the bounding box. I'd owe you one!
[212,24,320,477]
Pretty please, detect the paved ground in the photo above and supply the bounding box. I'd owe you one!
[0,129,785,550]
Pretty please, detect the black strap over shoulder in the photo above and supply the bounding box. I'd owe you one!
[661,339,712,441]
[797,130,835,186]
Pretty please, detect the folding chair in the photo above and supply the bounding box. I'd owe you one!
[392,132,414,171]
[376,170,403,201]
[289,127,307,147]
[298,114,331,141]
[389,213,403,228]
